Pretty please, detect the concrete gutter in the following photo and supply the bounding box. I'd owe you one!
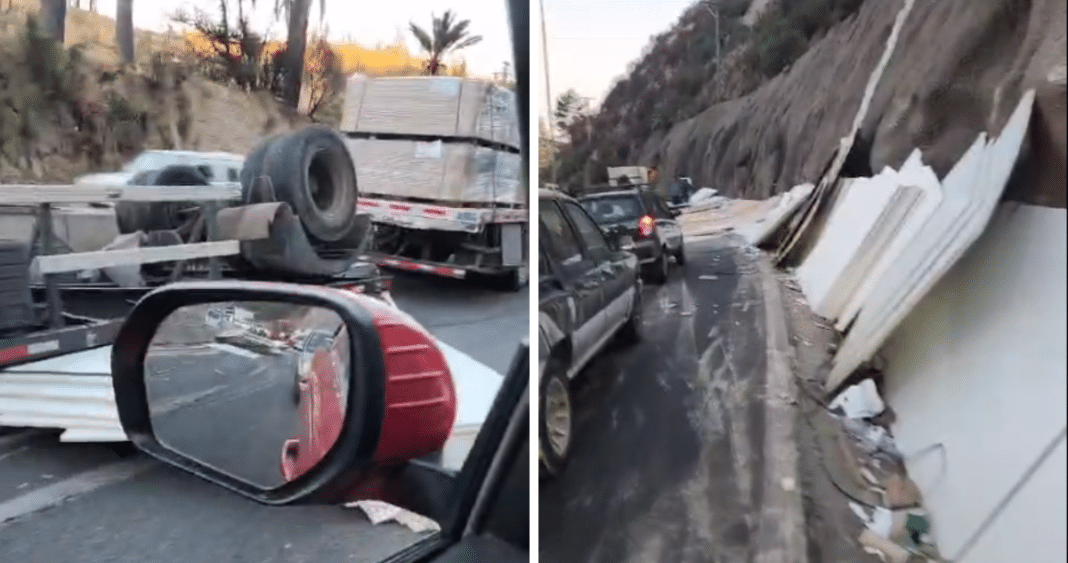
[752,250,809,563]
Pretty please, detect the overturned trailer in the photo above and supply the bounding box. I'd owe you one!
[0,127,391,438]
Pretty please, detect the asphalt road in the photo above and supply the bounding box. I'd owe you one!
[147,347,301,489]
[0,271,528,562]
[539,238,772,563]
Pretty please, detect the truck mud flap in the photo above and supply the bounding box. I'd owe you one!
[216,203,370,278]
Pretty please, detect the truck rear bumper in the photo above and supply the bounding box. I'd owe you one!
[366,253,524,280]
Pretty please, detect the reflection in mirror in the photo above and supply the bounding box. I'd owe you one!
[145,301,351,489]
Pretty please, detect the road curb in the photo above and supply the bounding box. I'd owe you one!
[751,248,809,563]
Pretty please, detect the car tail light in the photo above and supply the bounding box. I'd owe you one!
[638,215,655,238]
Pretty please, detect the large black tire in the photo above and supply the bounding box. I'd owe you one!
[0,240,37,333]
[674,243,687,266]
[260,126,358,243]
[115,165,210,234]
[239,134,284,204]
[539,357,572,480]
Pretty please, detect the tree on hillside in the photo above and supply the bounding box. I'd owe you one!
[303,35,344,118]
[553,89,592,144]
[39,0,66,42]
[116,0,134,65]
[409,11,482,76]
[273,0,326,109]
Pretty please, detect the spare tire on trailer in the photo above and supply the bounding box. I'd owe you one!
[115,165,211,234]
[239,134,283,204]
[258,126,358,243]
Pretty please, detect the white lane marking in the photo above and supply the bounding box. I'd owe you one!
[0,458,156,524]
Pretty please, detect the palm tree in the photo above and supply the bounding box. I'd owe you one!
[39,0,67,42]
[116,0,134,65]
[273,0,326,109]
[409,11,483,76]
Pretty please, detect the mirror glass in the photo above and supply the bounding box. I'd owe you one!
[144,301,351,489]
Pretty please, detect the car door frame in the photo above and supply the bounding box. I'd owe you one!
[556,199,634,341]
[539,199,606,377]
[376,343,529,563]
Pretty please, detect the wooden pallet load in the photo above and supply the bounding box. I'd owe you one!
[339,75,522,206]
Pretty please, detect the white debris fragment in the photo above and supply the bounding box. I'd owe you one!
[346,500,441,533]
[829,379,885,419]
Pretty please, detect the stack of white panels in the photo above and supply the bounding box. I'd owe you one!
[826,90,1035,389]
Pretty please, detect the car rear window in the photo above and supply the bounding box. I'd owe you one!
[580,196,644,224]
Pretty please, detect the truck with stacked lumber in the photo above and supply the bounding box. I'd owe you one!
[338,75,528,290]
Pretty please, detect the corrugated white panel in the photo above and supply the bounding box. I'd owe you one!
[828,90,1036,389]
[0,338,502,445]
[0,373,123,442]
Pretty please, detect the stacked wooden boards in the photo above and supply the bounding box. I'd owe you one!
[339,75,522,206]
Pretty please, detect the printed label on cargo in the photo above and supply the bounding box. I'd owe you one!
[414,141,443,159]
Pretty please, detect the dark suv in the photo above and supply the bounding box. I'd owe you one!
[578,185,685,284]
[538,188,643,477]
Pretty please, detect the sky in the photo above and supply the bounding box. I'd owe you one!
[90,0,513,77]
[537,0,695,120]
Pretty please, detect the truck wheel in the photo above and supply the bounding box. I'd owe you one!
[0,240,38,332]
[116,165,210,234]
[501,266,528,292]
[539,358,572,479]
[674,243,686,266]
[262,126,358,243]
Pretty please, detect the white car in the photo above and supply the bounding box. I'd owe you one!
[75,150,245,188]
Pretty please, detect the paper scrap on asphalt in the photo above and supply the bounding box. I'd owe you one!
[346,500,441,533]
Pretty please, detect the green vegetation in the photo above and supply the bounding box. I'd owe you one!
[409,10,483,76]
[748,0,865,76]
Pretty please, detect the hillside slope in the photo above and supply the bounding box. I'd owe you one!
[564,0,1065,207]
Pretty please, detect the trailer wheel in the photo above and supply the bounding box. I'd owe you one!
[115,165,210,234]
[502,266,528,292]
[261,126,358,243]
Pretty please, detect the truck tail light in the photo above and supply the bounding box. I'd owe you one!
[638,215,655,238]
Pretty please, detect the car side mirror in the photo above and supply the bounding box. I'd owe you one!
[110,281,457,505]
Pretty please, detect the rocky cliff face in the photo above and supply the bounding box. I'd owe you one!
[569,0,1065,207]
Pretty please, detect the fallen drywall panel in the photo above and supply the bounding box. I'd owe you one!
[742,183,815,246]
[794,173,900,317]
[836,151,942,331]
[829,133,989,389]
[819,182,924,321]
[880,203,1067,560]
[828,90,1035,389]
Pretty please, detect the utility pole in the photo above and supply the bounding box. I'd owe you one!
[539,0,557,185]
